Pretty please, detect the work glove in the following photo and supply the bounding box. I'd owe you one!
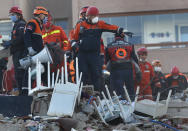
[28,47,37,56]
[71,41,79,52]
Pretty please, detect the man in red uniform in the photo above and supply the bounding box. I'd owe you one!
[71,6,125,92]
[137,47,154,100]
[165,66,187,95]
[42,12,70,52]
[42,12,71,73]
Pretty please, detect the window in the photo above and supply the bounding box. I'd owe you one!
[0,20,12,37]
[101,12,188,46]
[178,25,188,42]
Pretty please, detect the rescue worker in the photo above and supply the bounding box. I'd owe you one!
[9,6,26,96]
[69,6,89,58]
[68,6,90,83]
[24,6,48,55]
[42,12,70,52]
[137,47,154,100]
[71,6,125,92]
[105,33,138,100]
[42,12,70,73]
[23,6,48,90]
[165,66,188,95]
[69,6,105,84]
[151,60,166,100]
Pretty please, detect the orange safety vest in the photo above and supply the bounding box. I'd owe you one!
[28,19,42,36]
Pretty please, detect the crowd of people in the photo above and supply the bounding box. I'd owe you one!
[0,5,187,101]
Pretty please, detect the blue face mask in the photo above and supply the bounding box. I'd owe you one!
[10,15,18,23]
[43,17,48,24]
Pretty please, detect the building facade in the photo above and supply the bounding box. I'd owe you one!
[0,0,188,73]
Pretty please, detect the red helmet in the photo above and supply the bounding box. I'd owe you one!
[171,66,179,75]
[86,6,99,16]
[137,47,148,55]
[80,6,89,15]
[9,6,22,15]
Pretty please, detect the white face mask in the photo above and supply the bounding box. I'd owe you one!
[139,58,146,62]
[154,67,162,72]
[92,17,99,24]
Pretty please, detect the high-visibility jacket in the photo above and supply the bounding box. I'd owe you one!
[69,60,75,83]
[42,25,71,51]
[24,18,43,53]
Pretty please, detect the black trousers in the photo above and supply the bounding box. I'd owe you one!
[12,51,25,91]
[78,52,102,92]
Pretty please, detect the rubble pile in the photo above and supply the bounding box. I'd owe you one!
[0,59,188,131]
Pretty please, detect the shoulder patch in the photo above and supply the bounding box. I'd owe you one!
[26,25,33,30]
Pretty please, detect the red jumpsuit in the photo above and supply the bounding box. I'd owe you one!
[42,25,71,51]
[137,61,154,100]
[42,25,71,72]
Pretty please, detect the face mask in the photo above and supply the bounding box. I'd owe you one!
[10,15,18,23]
[43,17,48,24]
[44,21,51,29]
[92,17,99,24]
[139,58,146,62]
[173,75,179,79]
[154,67,162,72]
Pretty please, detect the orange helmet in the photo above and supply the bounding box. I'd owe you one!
[152,60,161,67]
[171,66,179,75]
[33,6,48,15]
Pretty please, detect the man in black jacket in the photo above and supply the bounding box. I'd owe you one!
[105,33,139,100]
[9,6,26,95]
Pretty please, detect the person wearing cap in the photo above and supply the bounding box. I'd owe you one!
[165,66,188,95]
[24,6,48,55]
[9,6,26,96]
[151,60,167,100]
[105,33,139,100]
[71,6,125,92]
[136,47,154,100]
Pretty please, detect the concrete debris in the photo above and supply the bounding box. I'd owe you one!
[2,83,188,130]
